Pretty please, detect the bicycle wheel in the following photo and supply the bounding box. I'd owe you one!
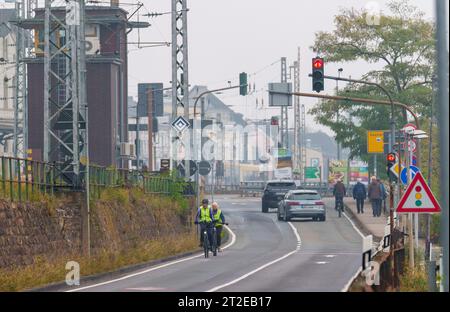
[212,228,217,256]
[203,231,209,258]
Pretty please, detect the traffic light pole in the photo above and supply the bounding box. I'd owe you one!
[270,89,420,289]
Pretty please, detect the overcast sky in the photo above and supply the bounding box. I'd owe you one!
[126,1,445,135]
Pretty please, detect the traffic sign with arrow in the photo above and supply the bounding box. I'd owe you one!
[396,172,441,213]
[400,165,420,185]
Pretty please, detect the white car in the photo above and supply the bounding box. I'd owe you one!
[277,190,326,222]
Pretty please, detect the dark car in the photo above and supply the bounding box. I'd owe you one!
[262,180,298,213]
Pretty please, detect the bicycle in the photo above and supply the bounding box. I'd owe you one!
[336,197,344,218]
[196,221,229,258]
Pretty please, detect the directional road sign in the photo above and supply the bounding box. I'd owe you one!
[400,165,420,185]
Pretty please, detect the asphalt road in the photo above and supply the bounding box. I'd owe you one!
[63,195,362,292]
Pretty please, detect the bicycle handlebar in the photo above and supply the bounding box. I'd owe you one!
[195,221,229,226]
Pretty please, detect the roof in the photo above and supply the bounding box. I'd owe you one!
[0,9,15,38]
[266,180,296,184]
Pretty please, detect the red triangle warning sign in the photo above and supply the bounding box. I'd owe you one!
[397,172,441,213]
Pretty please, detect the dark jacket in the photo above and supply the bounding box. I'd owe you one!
[333,182,346,197]
[352,182,367,200]
[368,181,382,200]
[379,182,387,200]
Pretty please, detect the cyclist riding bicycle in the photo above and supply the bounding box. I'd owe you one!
[195,199,214,248]
[211,202,225,252]
[333,179,346,211]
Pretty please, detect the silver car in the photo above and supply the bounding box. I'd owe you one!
[277,190,326,222]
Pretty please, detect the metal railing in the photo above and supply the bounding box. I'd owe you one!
[1,156,195,202]
[0,156,65,202]
[89,166,192,199]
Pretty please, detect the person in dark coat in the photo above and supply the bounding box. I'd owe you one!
[333,179,346,211]
[352,178,367,214]
[367,176,382,217]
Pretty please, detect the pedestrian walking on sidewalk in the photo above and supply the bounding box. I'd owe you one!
[352,178,367,214]
[377,178,387,215]
[368,176,382,217]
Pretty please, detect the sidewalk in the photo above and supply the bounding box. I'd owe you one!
[343,198,388,241]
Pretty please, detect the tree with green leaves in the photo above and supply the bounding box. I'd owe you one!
[309,0,436,174]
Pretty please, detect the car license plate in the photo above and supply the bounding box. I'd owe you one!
[302,205,316,209]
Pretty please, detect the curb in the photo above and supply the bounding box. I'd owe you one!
[343,202,383,242]
[27,228,231,292]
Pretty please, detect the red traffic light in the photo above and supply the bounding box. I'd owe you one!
[387,153,396,163]
[313,58,324,69]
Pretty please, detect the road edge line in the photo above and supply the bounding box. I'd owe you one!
[206,221,301,292]
[65,225,238,292]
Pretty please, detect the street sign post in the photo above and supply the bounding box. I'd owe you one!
[160,159,170,172]
[177,160,197,177]
[397,172,441,213]
[305,167,320,179]
[198,161,212,176]
[367,131,385,154]
[171,116,190,133]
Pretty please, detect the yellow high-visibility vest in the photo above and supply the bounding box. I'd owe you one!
[213,209,222,227]
[199,206,212,222]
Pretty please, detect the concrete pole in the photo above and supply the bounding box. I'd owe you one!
[435,0,449,292]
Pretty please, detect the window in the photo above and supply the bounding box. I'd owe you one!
[290,193,321,200]
[267,182,297,190]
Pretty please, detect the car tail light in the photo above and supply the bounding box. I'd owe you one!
[315,201,325,205]
[287,202,300,206]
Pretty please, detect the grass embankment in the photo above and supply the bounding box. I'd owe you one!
[399,249,429,292]
[0,188,198,292]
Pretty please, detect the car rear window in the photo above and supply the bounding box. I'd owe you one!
[267,183,296,189]
[290,193,321,200]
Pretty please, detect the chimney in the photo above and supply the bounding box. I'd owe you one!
[111,0,119,7]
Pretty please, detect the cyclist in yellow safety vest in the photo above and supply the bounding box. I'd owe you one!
[195,198,214,247]
[211,202,226,252]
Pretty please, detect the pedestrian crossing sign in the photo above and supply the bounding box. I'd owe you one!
[396,172,441,213]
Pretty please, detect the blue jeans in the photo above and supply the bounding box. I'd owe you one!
[371,199,382,217]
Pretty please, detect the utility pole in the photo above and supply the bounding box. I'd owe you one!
[336,69,343,161]
[171,0,190,177]
[280,57,288,149]
[293,49,301,180]
[426,77,436,261]
[147,88,153,171]
[435,0,449,293]
[43,0,87,187]
[13,0,28,159]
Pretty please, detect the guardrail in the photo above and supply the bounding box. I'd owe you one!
[240,181,265,197]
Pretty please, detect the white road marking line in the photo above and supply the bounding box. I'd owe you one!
[206,221,301,292]
[315,261,329,265]
[343,212,365,239]
[325,255,336,258]
[66,225,237,292]
[125,287,166,291]
[341,211,365,292]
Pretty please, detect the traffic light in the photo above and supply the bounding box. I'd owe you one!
[271,116,279,126]
[386,152,398,182]
[239,72,248,96]
[312,57,324,93]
